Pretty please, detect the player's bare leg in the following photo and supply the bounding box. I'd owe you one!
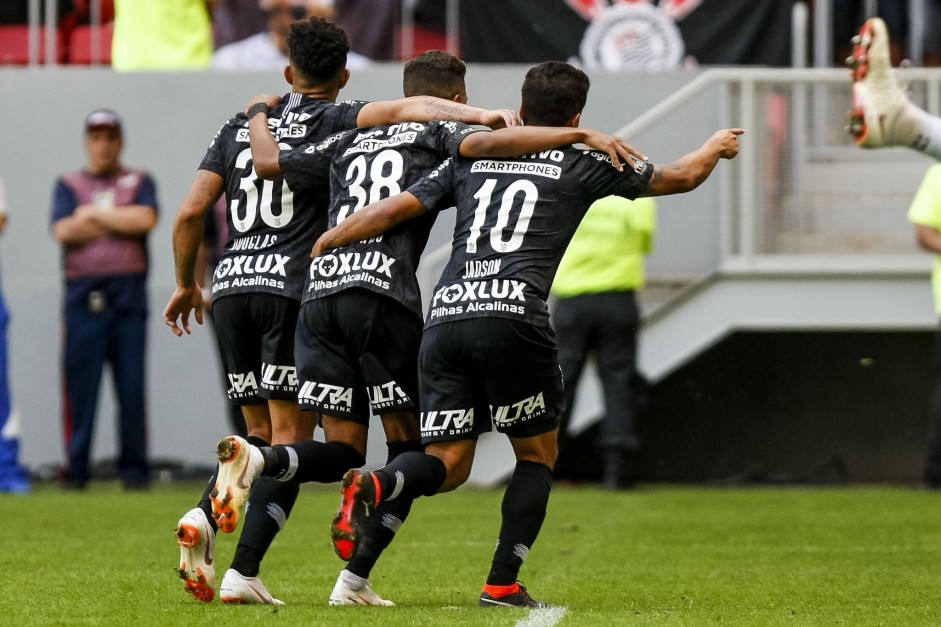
[847,17,941,159]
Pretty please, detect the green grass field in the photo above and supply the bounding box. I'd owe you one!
[2,481,941,625]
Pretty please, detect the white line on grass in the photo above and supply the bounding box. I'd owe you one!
[516,605,568,627]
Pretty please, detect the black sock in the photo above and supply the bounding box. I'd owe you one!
[385,439,423,465]
[261,440,364,483]
[245,435,269,448]
[375,450,446,501]
[346,440,423,579]
[230,545,264,578]
[230,477,299,577]
[486,461,553,586]
[196,472,218,534]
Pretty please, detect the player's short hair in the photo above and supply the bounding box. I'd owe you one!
[403,50,467,99]
[521,61,590,127]
[287,17,350,85]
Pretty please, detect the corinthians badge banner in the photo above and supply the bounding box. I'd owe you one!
[458,0,795,69]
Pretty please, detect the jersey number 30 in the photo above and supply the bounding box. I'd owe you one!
[231,146,294,233]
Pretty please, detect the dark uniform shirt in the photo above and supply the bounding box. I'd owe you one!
[279,120,482,318]
[198,93,368,301]
[409,147,654,329]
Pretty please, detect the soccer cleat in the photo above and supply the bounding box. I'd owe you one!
[328,571,395,606]
[479,581,549,608]
[219,569,284,605]
[210,435,263,534]
[846,17,921,149]
[175,507,216,603]
[331,469,380,561]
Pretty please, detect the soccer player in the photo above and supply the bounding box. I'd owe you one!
[212,50,642,606]
[314,61,742,607]
[164,18,520,604]
[847,16,941,159]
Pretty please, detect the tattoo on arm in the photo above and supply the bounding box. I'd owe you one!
[649,165,669,190]
[421,98,470,120]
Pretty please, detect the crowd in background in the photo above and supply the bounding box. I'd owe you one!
[2,1,941,70]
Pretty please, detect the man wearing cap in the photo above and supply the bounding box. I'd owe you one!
[50,109,159,490]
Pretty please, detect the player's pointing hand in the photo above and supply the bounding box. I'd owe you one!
[711,128,745,159]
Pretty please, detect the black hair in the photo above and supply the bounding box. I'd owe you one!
[402,50,467,99]
[520,61,590,126]
[287,17,350,85]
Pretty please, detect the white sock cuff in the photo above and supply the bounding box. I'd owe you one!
[924,111,941,161]
[274,446,298,482]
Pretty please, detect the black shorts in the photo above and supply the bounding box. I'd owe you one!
[295,289,421,422]
[212,293,299,404]
[418,318,563,444]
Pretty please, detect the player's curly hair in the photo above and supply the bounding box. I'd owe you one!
[403,50,467,100]
[287,17,350,84]
[521,61,590,127]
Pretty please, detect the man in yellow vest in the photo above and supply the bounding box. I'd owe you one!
[908,167,941,487]
[550,195,656,490]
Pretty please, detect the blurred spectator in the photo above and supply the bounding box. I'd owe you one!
[0,179,30,494]
[333,0,395,60]
[211,0,268,49]
[213,0,370,70]
[50,109,158,490]
[111,0,213,70]
[550,195,656,490]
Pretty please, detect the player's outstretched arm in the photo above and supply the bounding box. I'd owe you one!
[357,96,521,129]
[311,191,428,258]
[164,169,223,337]
[642,128,743,197]
[244,94,283,179]
[459,126,648,171]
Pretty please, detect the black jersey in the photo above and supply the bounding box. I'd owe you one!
[198,94,368,301]
[278,120,482,318]
[409,147,654,329]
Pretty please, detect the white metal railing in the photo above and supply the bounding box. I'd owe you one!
[616,67,941,275]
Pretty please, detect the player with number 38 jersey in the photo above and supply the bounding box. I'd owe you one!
[278,119,481,317]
